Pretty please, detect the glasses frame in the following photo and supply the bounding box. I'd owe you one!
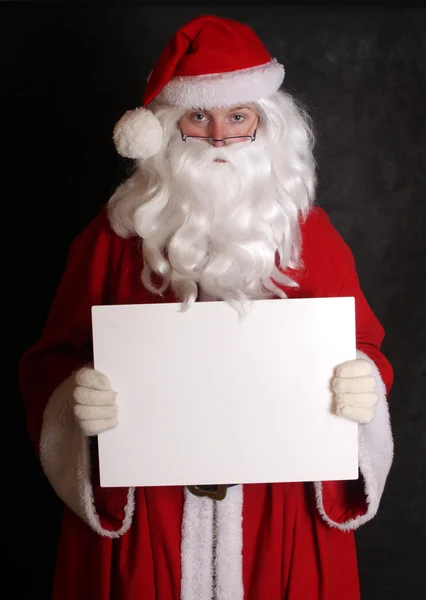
[179,127,258,146]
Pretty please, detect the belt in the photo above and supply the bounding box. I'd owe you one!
[187,484,238,501]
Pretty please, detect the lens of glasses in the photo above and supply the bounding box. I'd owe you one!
[223,136,253,149]
[184,136,211,146]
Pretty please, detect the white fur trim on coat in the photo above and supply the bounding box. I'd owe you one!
[180,488,215,600]
[40,373,135,537]
[157,59,285,109]
[314,349,394,531]
[180,485,244,600]
[214,485,244,600]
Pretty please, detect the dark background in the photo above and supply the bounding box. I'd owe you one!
[3,2,426,598]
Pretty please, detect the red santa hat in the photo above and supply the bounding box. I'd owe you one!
[113,14,285,160]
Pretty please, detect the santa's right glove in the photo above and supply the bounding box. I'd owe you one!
[73,366,118,436]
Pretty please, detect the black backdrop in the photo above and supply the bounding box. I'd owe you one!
[3,3,426,598]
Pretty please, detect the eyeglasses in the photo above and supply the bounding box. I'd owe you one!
[180,127,258,149]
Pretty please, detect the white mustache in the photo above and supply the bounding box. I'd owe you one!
[168,137,271,180]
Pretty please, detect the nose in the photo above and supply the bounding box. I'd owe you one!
[208,120,227,147]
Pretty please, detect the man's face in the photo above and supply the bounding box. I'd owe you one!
[177,104,259,163]
[128,97,311,305]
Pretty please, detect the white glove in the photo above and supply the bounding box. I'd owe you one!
[73,367,118,436]
[331,358,378,424]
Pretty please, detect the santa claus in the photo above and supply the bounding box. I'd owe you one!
[19,14,394,600]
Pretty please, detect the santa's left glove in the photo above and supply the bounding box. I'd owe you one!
[331,358,378,424]
[72,366,118,436]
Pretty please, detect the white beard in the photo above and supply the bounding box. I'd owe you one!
[108,93,316,311]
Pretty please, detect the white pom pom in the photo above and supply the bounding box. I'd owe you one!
[113,107,163,159]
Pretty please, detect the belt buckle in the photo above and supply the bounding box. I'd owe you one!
[187,484,228,501]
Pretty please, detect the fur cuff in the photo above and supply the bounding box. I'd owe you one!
[40,373,135,537]
[314,349,394,530]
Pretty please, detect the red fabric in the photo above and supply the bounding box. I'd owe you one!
[143,15,272,107]
[242,483,361,599]
[19,205,393,599]
[54,486,183,600]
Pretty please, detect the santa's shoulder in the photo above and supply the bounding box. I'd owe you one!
[66,205,137,264]
[289,205,357,295]
[300,206,354,264]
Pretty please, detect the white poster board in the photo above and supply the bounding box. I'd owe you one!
[92,297,358,488]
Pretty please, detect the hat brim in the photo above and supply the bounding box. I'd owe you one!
[156,59,285,109]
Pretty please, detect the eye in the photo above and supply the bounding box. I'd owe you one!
[231,114,245,123]
[192,113,208,123]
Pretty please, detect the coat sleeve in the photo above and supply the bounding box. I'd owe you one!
[306,208,394,531]
[18,208,135,537]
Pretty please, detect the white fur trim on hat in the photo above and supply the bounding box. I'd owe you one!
[113,107,163,159]
[157,58,285,109]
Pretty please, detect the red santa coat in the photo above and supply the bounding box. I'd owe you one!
[19,205,394,600]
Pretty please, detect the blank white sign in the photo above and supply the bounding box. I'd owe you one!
[92,297,358,488]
